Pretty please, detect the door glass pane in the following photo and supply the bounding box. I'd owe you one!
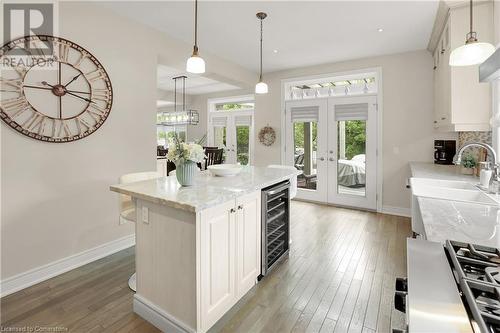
[337,120,366,197]
[213,126,226,148]
[294,121,317,191]
[236,126,250,165]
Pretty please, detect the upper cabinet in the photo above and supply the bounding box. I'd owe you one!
[433,2,494,132]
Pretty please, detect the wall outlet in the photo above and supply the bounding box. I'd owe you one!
[142,206,149,224]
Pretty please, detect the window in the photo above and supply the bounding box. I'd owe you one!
[214,102,255,111]
[157,124,186,147]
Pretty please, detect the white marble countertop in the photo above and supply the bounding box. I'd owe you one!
[418,197,500,247]
[409,161,477,181]
[110,166,301,212]
[410,162,500,247]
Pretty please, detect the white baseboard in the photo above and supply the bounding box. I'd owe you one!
[133,294,195,333]
[0,234,135,298]
[381,205,411,218]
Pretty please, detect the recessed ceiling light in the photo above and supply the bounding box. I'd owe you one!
[377,28,384,32]
[273,49,278,53]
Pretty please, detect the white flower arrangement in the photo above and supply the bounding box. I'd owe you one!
[167,134,206,165]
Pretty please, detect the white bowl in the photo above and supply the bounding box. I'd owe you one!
[207,164,242,177]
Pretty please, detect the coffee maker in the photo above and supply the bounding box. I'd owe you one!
[434,140,456,165]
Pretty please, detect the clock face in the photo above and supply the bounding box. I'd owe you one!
[0,35,113,142]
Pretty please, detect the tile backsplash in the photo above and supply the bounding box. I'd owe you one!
[458,131,492,163]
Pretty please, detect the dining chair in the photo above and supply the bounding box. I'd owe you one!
[204,148,224,169]
[118,171,160,291]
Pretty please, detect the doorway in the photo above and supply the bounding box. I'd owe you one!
[285,95,378,210]
[207,96,255,165]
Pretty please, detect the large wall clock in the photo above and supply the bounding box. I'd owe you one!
[0,35,113,142]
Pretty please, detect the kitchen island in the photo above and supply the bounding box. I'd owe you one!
[409,162,500,247]
[110,166,300,333]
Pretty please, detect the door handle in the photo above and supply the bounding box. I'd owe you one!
[230,208,236,214]
[319,157,325,161]
[237,205,243,210]
[329,157,335,162]
[329,150,334,154]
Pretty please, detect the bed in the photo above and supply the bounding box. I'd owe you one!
[337,154,366,187]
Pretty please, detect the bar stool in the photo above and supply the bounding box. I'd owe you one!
[119,171,160,291]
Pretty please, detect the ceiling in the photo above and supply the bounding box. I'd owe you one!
[157,64,240,94]
[102,1,439,73]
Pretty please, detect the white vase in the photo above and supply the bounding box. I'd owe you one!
[176,161,197,186]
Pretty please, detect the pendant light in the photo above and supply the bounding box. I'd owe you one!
[449,0,495,67]
[255,12,268,94]
[161,76,199,126]
[186,0,205,73]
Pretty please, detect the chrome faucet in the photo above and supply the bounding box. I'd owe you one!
[454,142,500,194]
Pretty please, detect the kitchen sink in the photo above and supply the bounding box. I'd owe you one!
[410,178,498,205]
[410,178,477,190]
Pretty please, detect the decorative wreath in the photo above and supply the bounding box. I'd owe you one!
[258,126,276,146]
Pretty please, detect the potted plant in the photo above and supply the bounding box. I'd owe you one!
[167,134,205,186]
[460,154,477,175]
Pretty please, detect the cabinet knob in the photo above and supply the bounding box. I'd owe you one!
[441,117,446,120]
[433,120,437,124]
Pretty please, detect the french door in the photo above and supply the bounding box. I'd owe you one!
[208,111,253,165]
[285,96,378,210]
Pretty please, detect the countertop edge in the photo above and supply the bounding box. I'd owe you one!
[110,172,298,213]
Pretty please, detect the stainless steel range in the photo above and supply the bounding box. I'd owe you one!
[395,238,500,333]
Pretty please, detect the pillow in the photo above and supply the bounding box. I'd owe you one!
[352,154,366,162]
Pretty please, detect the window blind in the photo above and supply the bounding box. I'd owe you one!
[235,115,252,127]
[290,106,319,122]
[211,117,227,127]
[334,103,368,121]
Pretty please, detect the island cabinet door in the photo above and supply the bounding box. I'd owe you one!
[199,200,237,331]
[236,191,261,298]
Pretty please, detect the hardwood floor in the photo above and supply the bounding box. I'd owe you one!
[1,201,411,333]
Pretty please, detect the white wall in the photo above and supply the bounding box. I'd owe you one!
[0,2,254,283]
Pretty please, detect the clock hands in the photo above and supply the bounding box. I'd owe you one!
[23,84,90,95]
[64,73,82,88]
[42,81,95,105]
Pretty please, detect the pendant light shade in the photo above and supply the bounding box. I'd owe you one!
[449,0,495,67]
[255,12,268,94]
[186,50,206,74]
[186,0,205,74]
[449,41,495,67]
[255,81,268,94]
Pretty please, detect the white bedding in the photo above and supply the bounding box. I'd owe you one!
[337,155,366,187]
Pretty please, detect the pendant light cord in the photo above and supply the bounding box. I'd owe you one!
[174,78,177,112]
[182,76,186,110]
[259,18,263,81]
[194,0,199,53]
[469,0,473,34]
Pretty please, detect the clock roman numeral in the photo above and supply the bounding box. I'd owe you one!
[75,117,92,134]
[74,52,88,68]
[55,120,71,138]
[85,70,105,82]
[1,96,28,115]
[91,89,111,103]
[58,43,70,62]
[1,78,23,90]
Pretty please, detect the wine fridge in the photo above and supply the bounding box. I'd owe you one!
[260,180,290,279]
